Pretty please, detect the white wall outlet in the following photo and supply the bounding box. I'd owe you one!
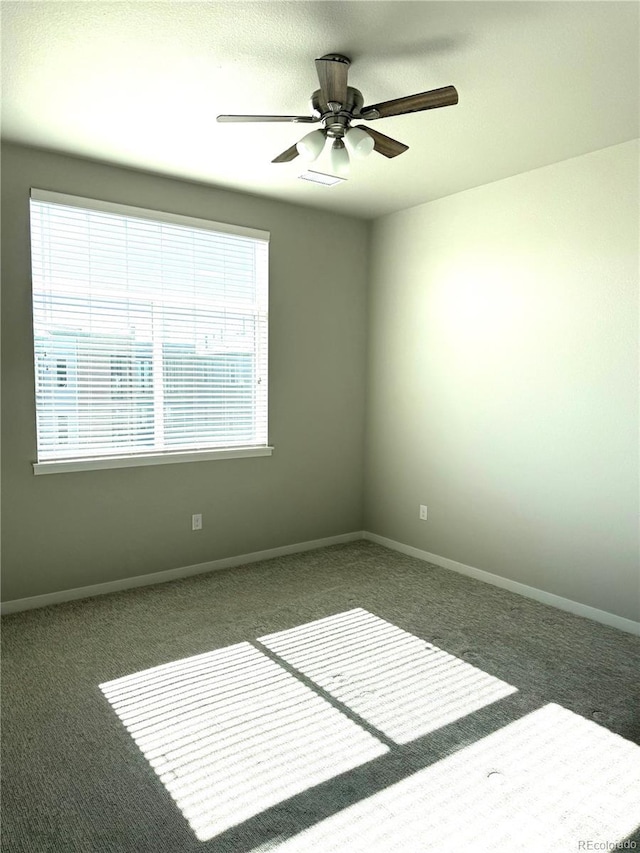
[419,505,428,521]
[191,513,202,531]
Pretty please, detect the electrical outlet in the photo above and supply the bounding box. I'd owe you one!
[192,513,202,531]
[419,505,428,521]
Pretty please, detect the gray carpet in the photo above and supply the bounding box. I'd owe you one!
[2,540,639,852]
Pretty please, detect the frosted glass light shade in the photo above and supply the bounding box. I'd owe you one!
[296,130,326,162]
[344,127,375,159]
[329,140,350,176]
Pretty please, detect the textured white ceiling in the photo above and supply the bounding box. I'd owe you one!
[2,1,638,219]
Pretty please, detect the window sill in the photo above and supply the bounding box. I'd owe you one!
[33,446,274,475]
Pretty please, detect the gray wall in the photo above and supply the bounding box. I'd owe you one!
[365,140,640,622]
[3,140,639,623]
[1,143,369,600]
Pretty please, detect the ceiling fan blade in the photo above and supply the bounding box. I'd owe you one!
[271,144,300,164]
[361,85,458,119]
[315,54,350,107]
[355,126,408,159]
[217,114,318,123]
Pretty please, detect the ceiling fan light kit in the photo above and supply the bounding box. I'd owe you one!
[296,129,327,161]
[329,138,350,176]
[217,53,458,181]
[344,126,375,160]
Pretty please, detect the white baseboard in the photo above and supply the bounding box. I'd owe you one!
[4,530,638,637]
[0,531,364,615]
[363,531,640,637]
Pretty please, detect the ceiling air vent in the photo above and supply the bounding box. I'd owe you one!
[297,170,346,187]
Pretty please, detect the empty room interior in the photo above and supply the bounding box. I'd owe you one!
[1,2,639,851]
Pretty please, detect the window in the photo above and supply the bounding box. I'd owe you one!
[30,189,270,473]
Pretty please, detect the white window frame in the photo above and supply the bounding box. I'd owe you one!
[30,189,273,474]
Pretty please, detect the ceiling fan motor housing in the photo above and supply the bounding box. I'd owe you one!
[311,86,365,138]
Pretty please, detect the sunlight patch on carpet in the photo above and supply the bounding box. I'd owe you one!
[259,608,517,743]
[254,703,640,852]
[100,609,520,843]
[100,642,388,841]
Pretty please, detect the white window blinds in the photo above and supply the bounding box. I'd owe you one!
[30,190,269,463]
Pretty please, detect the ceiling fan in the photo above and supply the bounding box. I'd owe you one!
[217,53,458,175]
